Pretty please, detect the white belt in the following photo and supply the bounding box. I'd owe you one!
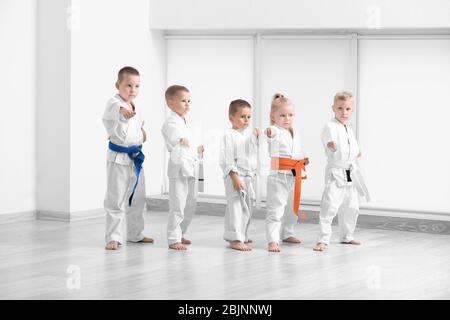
[171,145,202,196]
[327,159,371,202]
[197,152,204,193]
[240,175,256,200]
[238,176,256,218]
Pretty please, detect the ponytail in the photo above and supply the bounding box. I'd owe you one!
[270,93,290,125]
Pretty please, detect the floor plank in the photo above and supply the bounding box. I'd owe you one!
[0,211,449,300]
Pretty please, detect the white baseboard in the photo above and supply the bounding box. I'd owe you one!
[70,209,105,221]
[37,209,105,222]
[0,211,36,224]
[147,194,450,235]
[148,193,450,221]
[36,210,70,222]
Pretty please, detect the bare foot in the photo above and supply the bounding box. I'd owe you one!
[341,239,361,245]
[169,242,187,250]
[181,238,191,245]
[230,240,251,251]
[268,242,280,252]
[282,236,301,244]
[313,242,327,251]
[244,239,253,244]
[105,240,119,250]
[138,237,154,244]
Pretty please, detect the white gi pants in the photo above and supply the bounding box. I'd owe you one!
[167,174,197,245]
[104,162,146,244]
[318,180,359,245]
[223,175,255,243]
[265,173,299,244]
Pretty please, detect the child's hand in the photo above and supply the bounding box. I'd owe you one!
[254,128,261,138]
[141,128,147,143]
[197,145,204,153]
[119,107,136,119]
[265,127,275,138]
[304,157,310,166]
[230,172,245,191]
[327,141,337,151]
[180,138,190,147]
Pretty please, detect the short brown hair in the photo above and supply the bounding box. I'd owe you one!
[229,99,251,116]
[333,91,354,104]
[117,66,140,82]
[165,85,189,101]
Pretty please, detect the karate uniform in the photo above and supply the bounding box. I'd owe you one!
[102,94,146,244]
[265,125,306,244]
[317,118,370,245]
[219,128,258,243]
[161,111,199,245]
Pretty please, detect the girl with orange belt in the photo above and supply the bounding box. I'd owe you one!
[264,93,309,252]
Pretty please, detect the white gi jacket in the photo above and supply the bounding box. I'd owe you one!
[219,127,258,178]
[321,118,370,201]
[220,127,258,200]
[102,94,145,166]
[266,124,306,175]
[161,110,199,178]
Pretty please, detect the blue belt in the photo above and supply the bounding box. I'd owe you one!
[108,141,145,206]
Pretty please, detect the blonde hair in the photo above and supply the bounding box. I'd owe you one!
[333,91,354,105]
[270,93,292,125]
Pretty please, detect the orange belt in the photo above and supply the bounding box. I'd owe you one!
[271,158,307,218]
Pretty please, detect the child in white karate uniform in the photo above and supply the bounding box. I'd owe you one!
[102,66,154,250]
[313,91,370,252]
[161,85,204,250]
[220,99,260,251]
[264,93,309,252]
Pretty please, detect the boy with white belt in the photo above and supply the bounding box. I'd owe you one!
[161,85,204,250]
[220,99,260,251]
[313,91,370,252]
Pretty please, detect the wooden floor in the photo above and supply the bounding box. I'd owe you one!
[1,211,449,300]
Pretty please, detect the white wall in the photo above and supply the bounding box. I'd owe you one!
[2,0,450,219]
[70,0,166,212]
[165,37,254,196]
[35,0,165,216]
[2,0,166,219]
[0,0,36,215]
[149,0,450,216]
[149,0,450,30]
[259,37,354,201]
[161,34,450,216]
[359,38,450,213]
[36,0,71,214]
[144,31,167,197]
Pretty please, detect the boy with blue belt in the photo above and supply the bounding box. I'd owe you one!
[102,66,154,250]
